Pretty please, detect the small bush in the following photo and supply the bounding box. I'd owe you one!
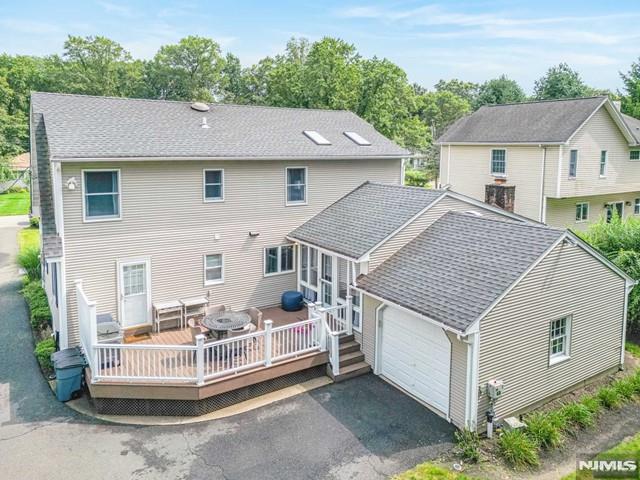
[558,402,595,431]
[579,395,603,417]
[454,429,481,463]
[497,429,540,470]
[612,378,636,401]
[597,387,622,409]
[17,246,40,281]
[524,412,564,449]
[21,280,51,329]
[34,337,55,371]
[29,216,39,228]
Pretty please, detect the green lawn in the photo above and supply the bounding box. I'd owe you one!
[562,432,640,479]
[393,463,479,480]
[19,226,39,251]
[0,191,30,216]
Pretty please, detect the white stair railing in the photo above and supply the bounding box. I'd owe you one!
[76,280,97,379]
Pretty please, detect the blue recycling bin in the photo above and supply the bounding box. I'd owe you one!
[281,291,304,312]
[54,354,86,402]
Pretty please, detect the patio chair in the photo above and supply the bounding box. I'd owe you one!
[204,304,226,316]
[245,307,263,330]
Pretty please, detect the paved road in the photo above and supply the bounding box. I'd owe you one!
[0,216,455,479]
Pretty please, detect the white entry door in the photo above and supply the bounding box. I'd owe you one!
[379,306,451,415]
[119,259,150,328]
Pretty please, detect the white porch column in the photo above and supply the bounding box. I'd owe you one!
[346,295,353,335]
[264,319,273,366]
[195,334,205,385]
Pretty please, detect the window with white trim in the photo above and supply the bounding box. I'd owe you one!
[599,151,607,177]
[635,199,640,215]
[491,149,506,176]
[569,150,578,179]
[286,167,307,204]
[84,170,120,220]
[203,169,224,201]
[264,245,294,276]
[575,202,589,222]
[549,316,570,363]
[630,150,640,161]
[204,254,223,285]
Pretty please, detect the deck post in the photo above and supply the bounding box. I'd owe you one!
[196,334,205,385]
[346,295,353,336]
[264,319,273,366]
[317,308,327,352]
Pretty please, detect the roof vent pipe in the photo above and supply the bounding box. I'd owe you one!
[201,117,210,129]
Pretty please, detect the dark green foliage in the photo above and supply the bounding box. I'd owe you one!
[404,168,429,187]
[454,429,481,463]
[21,279,51,329]
[475,75,527,109]
[29,216,39,228]
[533,63,593,100]
[497,429,540,469]
[34,337,55,371]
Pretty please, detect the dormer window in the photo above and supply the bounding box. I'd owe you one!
[303,130,331,145]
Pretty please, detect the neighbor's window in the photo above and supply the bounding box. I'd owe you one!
[203,169,224,202]
[600,151,607,177]
[630,150,640,161]
[575,202,589,222]
[569,150,578,179]
[491,149,506,176]
[286,167,307,204]
[204,254,223,285]
[635,199,640,215]
[84,170,120,220]
[549,316,570,363]
[264,245,295,276]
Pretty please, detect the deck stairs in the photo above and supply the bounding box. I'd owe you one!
[327,334,371,382]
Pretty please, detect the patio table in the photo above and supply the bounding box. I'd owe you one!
[202,311,252,338]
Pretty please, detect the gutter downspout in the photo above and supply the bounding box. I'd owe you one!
[461,330,480,430]
[621,280,637,367]
[539,145,547,224]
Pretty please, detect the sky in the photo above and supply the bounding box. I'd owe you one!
[1,0,639,93]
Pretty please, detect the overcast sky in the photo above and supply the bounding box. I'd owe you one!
[1,0,639,93]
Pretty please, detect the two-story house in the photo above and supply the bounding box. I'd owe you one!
[32,93,631,433]
[437,96,640,229]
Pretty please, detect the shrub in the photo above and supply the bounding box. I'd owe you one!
[524,412,564,449]
[34,337,55,371]
[454,429,481,463]
[597,387,622,409]
[21,280,51,329]
[17,246,40,281]
[497,429,540,470]
[579,395,603,417]
[404,168,430,187]
[29,216,39,228]
[558,402,595,431]
[612,378,636,401]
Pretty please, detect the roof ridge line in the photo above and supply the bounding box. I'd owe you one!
[480,95,606,109]
[443,210,563,232]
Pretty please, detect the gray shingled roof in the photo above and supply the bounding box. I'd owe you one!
[357,212,564,332]
[289,182,446,259]
[33,113,62,259]
[31,92,409,160]
[622,113,640,144]
[437,96,607,144]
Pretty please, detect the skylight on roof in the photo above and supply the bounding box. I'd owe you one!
[303,130,331,145]
[343,131,371,146]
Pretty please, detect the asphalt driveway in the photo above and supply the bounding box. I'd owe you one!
[0,216,455,479]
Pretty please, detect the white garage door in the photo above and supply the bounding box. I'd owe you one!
[380,306,451,414]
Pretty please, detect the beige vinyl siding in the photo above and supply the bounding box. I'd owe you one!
[542,146,560,198]
[559,106,640,198]
[477,242,625,421]
[361,294,382,366]
[443,145,547,221]
[546,191,640,230]
[368,196,512,270]
[446,331,467,429]
[61,159,400,345]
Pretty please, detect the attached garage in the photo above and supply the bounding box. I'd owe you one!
[378,305,451,415]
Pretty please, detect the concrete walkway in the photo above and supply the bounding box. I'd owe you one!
[0,216,455,480]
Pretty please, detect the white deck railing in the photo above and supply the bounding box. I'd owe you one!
[311,297,353,376]
[76,280,97,374]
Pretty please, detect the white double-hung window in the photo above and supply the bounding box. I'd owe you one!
[83,170,121,221]
[286,167,307,205]
[549,316,571,364]
[264,245,295,276]
[204,254,224,285]
[491,149,506,176]
[203,169,224,202]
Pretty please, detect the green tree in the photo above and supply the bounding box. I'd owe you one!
[416,90,471,139]
[620,58,640,118]
[533,63,592,100]
[475,75,527,108]
[220,53,245,103]
[144,36,224,101]
[263,38,310,107]
[434,78,478,104]
[62,35,144,97]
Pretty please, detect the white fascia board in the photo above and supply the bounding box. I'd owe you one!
[53,155,410,162]
[436,141,564,146]
[284,237,360,262]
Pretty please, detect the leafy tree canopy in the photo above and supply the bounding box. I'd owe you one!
[475,75,527,108]
[620,57,640,119]
[533,62,593,100]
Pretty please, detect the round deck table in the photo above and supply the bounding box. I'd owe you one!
[202,311,252,338]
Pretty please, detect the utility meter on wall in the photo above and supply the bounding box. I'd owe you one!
[486,379,504,400]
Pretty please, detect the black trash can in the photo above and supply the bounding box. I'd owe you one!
[51,346,82,363]
[53,354,87,402]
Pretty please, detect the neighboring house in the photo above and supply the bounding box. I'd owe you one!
[437,97,640,229]
[32,92,631,431]
[290,182,633,430]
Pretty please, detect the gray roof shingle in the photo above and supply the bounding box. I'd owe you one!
[357,212,564,332]
[31,92,409,160]
[288,182,446,259]
[437,96,607,144]
[622,113,640,144]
